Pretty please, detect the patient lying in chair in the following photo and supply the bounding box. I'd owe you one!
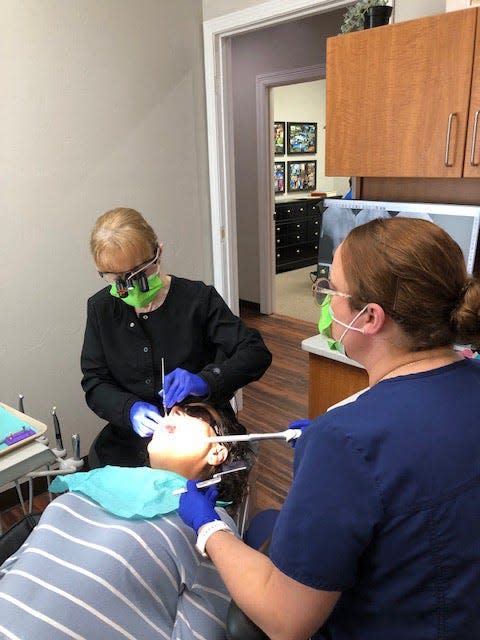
[0,401,254,640]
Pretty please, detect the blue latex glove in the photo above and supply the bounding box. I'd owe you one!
[179,479,220,533]
[289,418,312,448]
[130,401,162,438]
[163,368,209,408]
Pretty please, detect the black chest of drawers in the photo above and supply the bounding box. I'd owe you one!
[274,198,323,273]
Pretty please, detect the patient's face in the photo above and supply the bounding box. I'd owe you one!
[147,406,218,477]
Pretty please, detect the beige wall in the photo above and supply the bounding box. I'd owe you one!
[273,81,349,200]
[0,0,210,461]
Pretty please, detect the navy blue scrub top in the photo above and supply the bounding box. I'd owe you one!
[270,359,480,640]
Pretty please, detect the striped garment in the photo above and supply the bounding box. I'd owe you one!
[0,492,234,639]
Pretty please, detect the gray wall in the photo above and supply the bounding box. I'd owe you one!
[1,0,210,459]
[231,10,345,302]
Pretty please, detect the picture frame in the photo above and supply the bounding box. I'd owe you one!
[287,122,317,154]
[274,121,285,155]
[287,161,316,192]
[274,161,285,194]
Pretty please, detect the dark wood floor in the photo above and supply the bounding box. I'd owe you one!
[1,307,315,531]
[238,305,314,514]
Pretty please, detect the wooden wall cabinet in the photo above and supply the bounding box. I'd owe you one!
[325,8,480,178]
[274,198,322,273]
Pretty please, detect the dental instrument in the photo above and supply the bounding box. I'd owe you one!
[172,461,247,495]
[161,357,168,417]
[52,406,65,457]
[204,428,303,444]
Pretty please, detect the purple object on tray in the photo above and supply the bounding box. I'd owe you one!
[1,427,36,446]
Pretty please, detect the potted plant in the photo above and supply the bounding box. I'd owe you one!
[340,0,392,34]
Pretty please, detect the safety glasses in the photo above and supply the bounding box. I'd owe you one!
[98,246,159,284]
[312,277,351,306]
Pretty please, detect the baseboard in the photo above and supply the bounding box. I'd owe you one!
[239,299,260,313]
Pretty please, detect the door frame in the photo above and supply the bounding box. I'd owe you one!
[256,65,325,313]
[203,0,350,312]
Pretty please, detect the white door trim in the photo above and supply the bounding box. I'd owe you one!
[256,64,326,314]
[203,0,350,310]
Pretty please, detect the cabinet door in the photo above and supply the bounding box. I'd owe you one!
[464,12,480,177]
[326,9,477,178]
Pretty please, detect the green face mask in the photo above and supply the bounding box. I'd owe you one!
[317,295,344,353]
[110,273,164,308]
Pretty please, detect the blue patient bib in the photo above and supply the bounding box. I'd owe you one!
[49,466,187,519]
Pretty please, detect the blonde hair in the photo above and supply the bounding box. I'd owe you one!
[342,217,480,350]
[91,208,158,273]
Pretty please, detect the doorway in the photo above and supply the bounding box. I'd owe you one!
[272,79,349,323]
[203,0,351,314]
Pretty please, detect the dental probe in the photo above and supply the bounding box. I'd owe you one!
[161,357,168,417]
[204,428,302,444]
[172,462,247,495]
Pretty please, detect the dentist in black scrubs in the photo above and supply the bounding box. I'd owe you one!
[81,207,272,468]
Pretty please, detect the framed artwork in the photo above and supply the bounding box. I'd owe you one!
[274,161,285,194]
[287,122,317,154]
[274,121,285,155]
[287,161,316,192]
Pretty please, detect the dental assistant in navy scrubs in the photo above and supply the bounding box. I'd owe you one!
[179,216,480,640]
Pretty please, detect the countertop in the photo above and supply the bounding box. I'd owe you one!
[301,334,365,370]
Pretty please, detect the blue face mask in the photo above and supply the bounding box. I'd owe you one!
[49,466,187,519]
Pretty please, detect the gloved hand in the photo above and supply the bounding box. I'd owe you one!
[288,418,312,448]
[163,368,209,408]
[129,401,162,438]
[179,479,220,533]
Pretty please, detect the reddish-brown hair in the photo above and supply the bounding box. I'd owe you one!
[341,217,480,350]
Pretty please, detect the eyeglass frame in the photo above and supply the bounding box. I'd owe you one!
[312,277,351,306]
[98,245,160,284]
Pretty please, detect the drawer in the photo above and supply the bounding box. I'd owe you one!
[307,199,324,215]
[275,220,308,246]
[287,224,308,243]
[275,200,308,221]
[275,224,289,246]
[307,218,320,239]
[276,244,316,262]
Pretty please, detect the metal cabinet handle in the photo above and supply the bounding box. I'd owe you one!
[444,112,457,167]
[470,110,480,166]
